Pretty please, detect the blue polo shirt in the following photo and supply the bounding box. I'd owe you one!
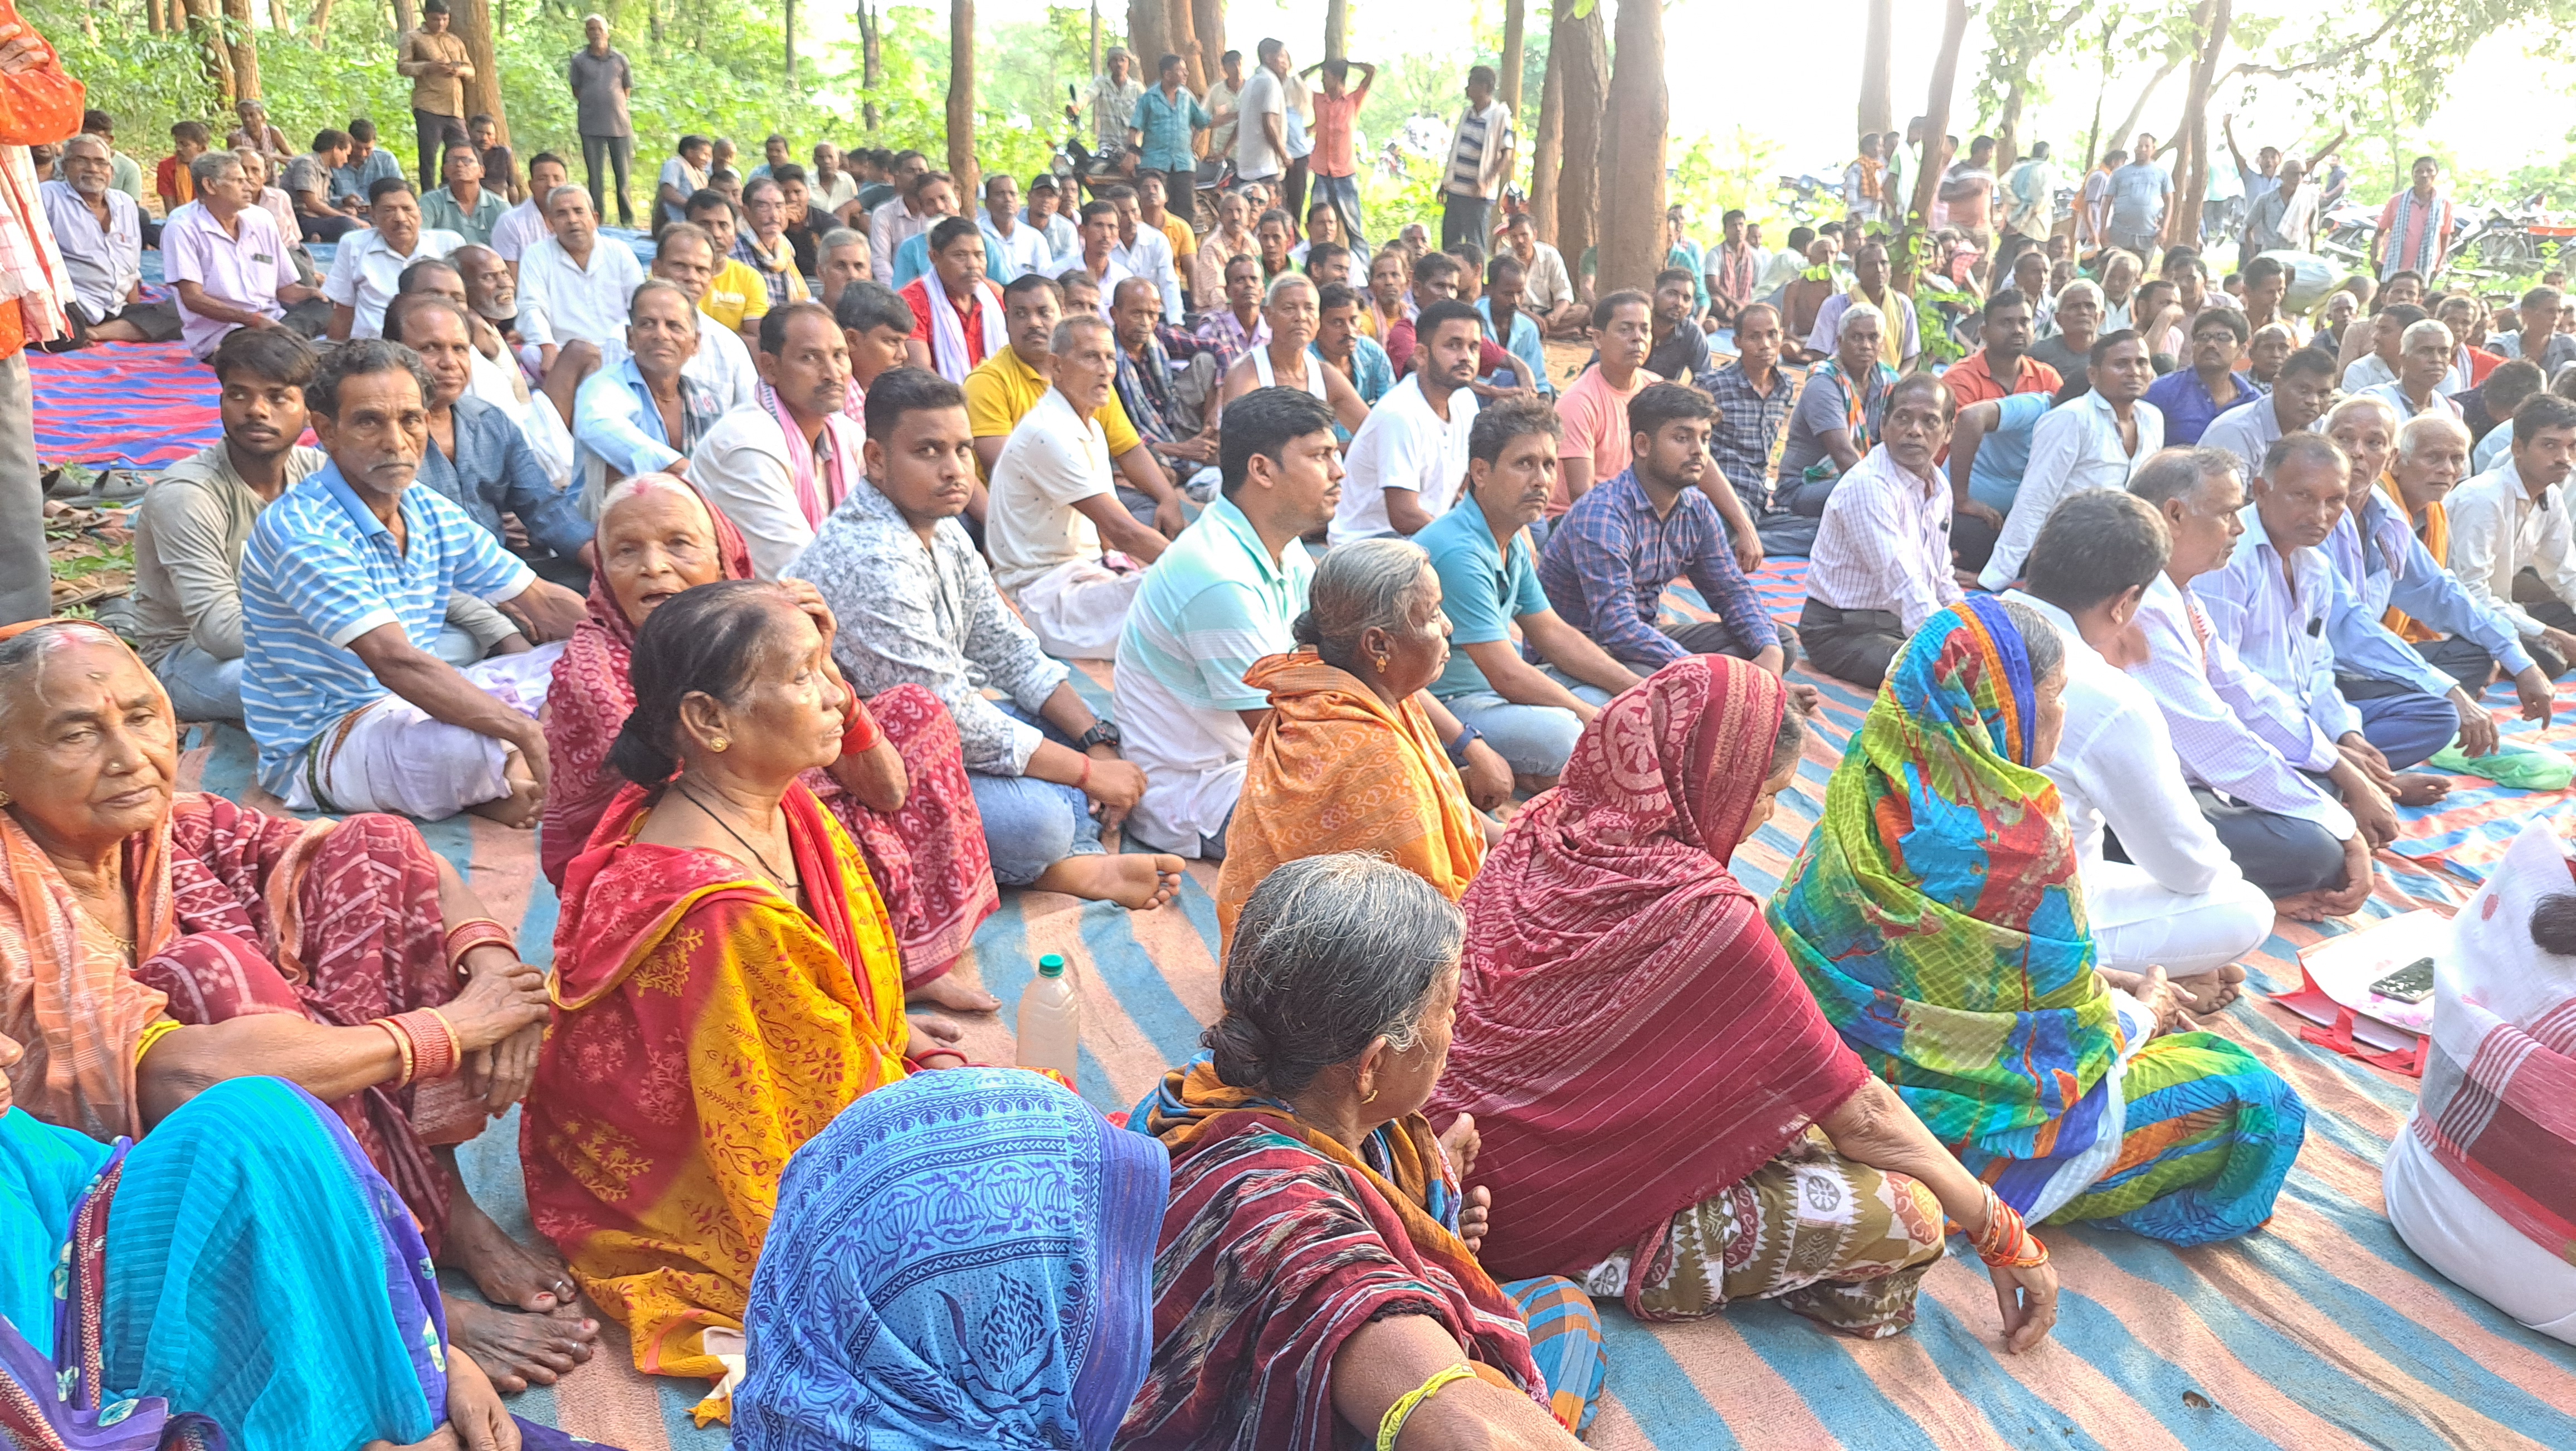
[239,461,535,794]
[2143,366,2258,446]
[1134,85,1213,174]
[1418,500,1549,699]
[1966,391,2054,514]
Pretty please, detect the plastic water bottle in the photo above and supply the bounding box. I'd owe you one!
[1016,953,1081,1079]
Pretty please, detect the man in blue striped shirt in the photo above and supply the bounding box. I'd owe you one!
[240,339,586,824]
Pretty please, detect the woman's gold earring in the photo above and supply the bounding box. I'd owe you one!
[710,738,730,753]
[0,787,13,808]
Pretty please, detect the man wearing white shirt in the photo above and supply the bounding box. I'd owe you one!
[2193,431,2461,788]
[2201,345,2335,481]
[321,180,463,340]
[1334,299,1482,543]
[986,314,1170,657]
[489,152,565,267]
[2359,318,2466,423]
[1979,330,2162,591]
[1104,184,1182,322]
[1053,200,1134,318]
[1801,374,1962,686]
[2126,446,2383,917]
[1233,39,1291,189]
[515,184,643,354]
[868,168,944,284]
[645,224,759,410]
[689,303,865,578]
[42,137,177,343]
[977,173,1049,283]
[2009,489,2272,989]
[805,143,860,217]
[2445,395,2576,673]
[2338,302,2423,392]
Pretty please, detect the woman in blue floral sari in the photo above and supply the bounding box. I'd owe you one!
[0,1074,599,1451]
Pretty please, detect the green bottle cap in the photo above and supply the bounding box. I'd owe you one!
[1037,953,1067,977]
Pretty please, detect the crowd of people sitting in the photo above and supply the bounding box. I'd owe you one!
[9,24,2576,1446]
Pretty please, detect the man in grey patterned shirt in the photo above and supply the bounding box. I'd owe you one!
[788,367,1186,910]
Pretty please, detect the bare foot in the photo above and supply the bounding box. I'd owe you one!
[438,1180,578,1314]
[2391,772,2450,807]
[466,776,543,829]
[2169,962,2249,1016]
[1031,853,1187,910]
[444,1296,598,1395]
[906,972,1001,1013]
[1438,1111,1481,1181]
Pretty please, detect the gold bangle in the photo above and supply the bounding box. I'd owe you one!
[375,1017,416,1089]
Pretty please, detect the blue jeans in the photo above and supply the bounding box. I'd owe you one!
[155,643,243,721]
[1444,674,1615,778]
[969,700,1105,887]
[1311,172,1364,244]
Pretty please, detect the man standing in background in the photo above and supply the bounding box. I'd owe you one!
[567,12,635,227]
[396,0,474,189]
[0,6,82,624]
[2003,141,2057,252]
[1441,64,1514,251]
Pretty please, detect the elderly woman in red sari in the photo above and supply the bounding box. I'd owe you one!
[543,474,1001,1010]
[525,580,965,1424]
[1433,657,2061,1347]
[0,619,601,1395]
[1123,853,1606,1450]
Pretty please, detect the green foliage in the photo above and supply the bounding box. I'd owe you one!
[1666,127,1785,231]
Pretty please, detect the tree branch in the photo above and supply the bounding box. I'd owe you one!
[2217,1,2417,85]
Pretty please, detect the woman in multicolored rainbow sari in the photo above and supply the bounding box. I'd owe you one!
[736,1068,1168,1449]
[0,1074,602,1451]
[523,580,966,1424]
[541,473,1000,1012]
[1769,597,2309,1245]
[1121,854,1604,1451]
[2387,819,2576,1344]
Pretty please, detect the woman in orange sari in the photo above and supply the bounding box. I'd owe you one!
[542,473,999,1010]
[522,580,965,1424]
[1213,539,1497,948]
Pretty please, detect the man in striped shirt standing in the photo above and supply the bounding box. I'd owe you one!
[239,339,587,825]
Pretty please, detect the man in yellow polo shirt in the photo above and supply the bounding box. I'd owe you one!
[965,271,1185,535]
[687,189,771,347]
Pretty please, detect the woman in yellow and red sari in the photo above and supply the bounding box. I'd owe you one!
[522,579,965,1424]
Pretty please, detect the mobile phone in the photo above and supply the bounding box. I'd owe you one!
[2370,956,2436,1004]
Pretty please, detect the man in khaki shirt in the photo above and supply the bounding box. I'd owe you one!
[396,0,476,190]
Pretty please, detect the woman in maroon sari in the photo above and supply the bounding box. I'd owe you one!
[1433,656,2060,1350]
[542,474,1001,1009]
[0,618,601,1394]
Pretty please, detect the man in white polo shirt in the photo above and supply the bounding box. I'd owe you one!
[987,313,1171,658]
[164,149,330,361]
[322,178,464,339]
[514,183,643,355]
[1333,298,1482,544]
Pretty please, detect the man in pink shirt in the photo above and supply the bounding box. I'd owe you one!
[1555,288,1763,567]
[1299,56,1374,245]
[165,149,331,361]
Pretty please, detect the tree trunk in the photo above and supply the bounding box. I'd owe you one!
[784,0,796,82]
[1090,0,1101,76]
[1859,0,1894,137]
[149,0,165,36]
[2168,0,2229,250]
[948,0,978,197]
[1907,0,1970,231]
[1997,82,2025,178]
[266,0,292,38]
[391,0,418,38]
[1552,0,1607,290]
[1191,0,1224,90]
[222,0,261,100]
[859,1,882,129]
[1528,26,1563,245]
[1167,0,1203,92]
[1499,0,1525,115]
[183,0,238,108]
[1128,0,1169,86]
[1323,0,1344,61]
[454,0,505,139]
[308,0,334,47]
[1597,0,1667,298]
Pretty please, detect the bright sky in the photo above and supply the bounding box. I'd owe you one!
[824,1,2572,194]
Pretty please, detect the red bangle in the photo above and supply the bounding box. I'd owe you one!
[445,919,514,975]
[387,1009,460,1083]
[1969,1185,2050,1269]
[840,685,885,757]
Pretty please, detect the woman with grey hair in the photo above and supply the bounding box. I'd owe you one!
[1121,854,1603,1449]
[1211,539,1501,948]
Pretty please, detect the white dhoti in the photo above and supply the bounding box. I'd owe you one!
[2084,859,2275,976]
[1014,558,1144,660]
[281,643,566,821]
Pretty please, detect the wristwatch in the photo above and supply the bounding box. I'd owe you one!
[1076,720,1123,751]
[1445,724,1485,768]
